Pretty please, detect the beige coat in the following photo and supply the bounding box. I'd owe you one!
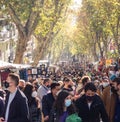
[102,86,117,122]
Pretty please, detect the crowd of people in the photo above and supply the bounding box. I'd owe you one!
[0,63,120,122]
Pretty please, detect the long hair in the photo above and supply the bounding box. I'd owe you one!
[23,84,36,106]
[54,90,76,116]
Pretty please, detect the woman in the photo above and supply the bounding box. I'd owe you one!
[75,82,109,122]
[24,83,41,122]
[49,90,81,122]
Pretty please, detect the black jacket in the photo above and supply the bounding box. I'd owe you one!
[49,108,68,122]
[3,89,30,122]
[0,97,4,117]
[29,98,41,122]
[75,94,109,122]
[42,92,55,117]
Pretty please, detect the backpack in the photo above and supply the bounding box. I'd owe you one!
[66,113,82,122]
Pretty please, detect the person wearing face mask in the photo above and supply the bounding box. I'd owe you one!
[98,78,110,96]
[75,82,109,122]
[42,82,60,122]
[0,73,30,122]
[37,78,52,107]
[93,80,102,97]
[76,76,91,96]
[102,79,109,88]
[49,90,81,122]
[62,77,73,92]
[24,83,41,122]
[18,79,26,91]
[102,75,117,122]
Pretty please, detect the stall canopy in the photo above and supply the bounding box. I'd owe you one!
[12,64,31,69]
[0,60,15,70]
[0,60,31,70]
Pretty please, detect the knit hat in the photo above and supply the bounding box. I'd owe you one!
[110,74,116,81]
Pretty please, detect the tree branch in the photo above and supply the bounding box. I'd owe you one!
[29,13,40,36]
[8,3,25,36]
[28,0,44,36]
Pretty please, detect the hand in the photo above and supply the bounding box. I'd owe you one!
[0,117,5,122]
[44,116,49,121]
[72,95,80,101]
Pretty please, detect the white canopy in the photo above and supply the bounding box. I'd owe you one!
[0,61,15,69]
[0,60,31,69]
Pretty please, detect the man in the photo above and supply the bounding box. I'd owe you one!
[37,78,51,106]
[102,75,117,122]
[18,79,26,91]
[42,82,60,122]
[75,76,91,100]
[62,77,74,92]
[0,73,29,122]
[75,82,109,122]
[112,77,120,122]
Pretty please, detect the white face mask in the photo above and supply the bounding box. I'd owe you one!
[103,82,109,88]
[109,71,114,75]
[65,99,72,107]
[32,91,37,98]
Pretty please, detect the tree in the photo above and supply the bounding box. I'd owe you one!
[32,0,70,66]
[102,0,120,54]
[0,0,44,63]
[76,0,120,61]
[0,0,70,65]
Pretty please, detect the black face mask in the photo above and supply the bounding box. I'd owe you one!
[46,85,50,88]
[68,85,72,88]
[4,81,10,88]
[86,95,95,101]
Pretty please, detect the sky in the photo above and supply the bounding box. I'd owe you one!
[72,0,82,10]
[69,0,82,27]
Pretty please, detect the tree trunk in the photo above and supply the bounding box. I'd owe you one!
[111,17,120,55]
[102,34,109,59]
[14,37,28,63]
[32,22,60,66]
[32,40,48,66]
[7,2,42,64]
[90,32,98,62]
[96,32,104,59]
[98,41,104,59]
[92,42,98,61]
